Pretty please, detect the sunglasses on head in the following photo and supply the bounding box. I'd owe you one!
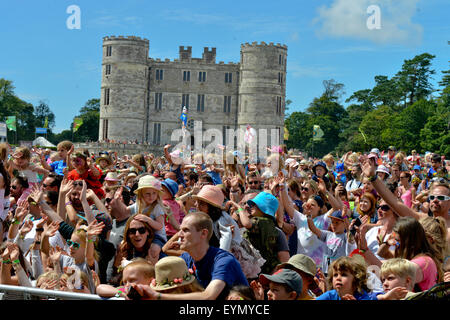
[428,195,450,201]
[67,240,81,249]
[73,181,83,187]
[128,227,147,235]
[377,204,391,211]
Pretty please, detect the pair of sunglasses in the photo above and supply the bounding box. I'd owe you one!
[248,181,259,185]
[67,240,81,249]
[428,195,450,201]
[301,187,309,191]
[377,204,391,211]
[128,227,147,235]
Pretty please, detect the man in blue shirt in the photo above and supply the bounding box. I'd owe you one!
[131,211,248,300]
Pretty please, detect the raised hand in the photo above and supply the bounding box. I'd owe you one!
[15,201,30,222]
[87,220,105,238]
[80,180,88,202]
[43,221,60,238]
[19,219,34,237]
[361,158,376,178]
[60,178,74,195]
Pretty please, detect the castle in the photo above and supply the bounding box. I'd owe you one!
[98,36,287,149]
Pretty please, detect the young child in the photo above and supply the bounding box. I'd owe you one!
[128,175,168,264]
[306,209,356,275]
[161,178,184,240]
[316,256,378,300]
[226,285,256,300]
[377,258,417,300]
[96,258,155,298]
[259,268,303,300]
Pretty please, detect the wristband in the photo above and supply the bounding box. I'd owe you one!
[12,259,20,265]
[87,238,95,243]
[65,201,72,206]
[12,219,21,225]
[29,201,37,206]
[157,292,162,300]
[2,259,11,264]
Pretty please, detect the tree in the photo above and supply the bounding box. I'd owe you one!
[420,112,450,157]
[395,53,436,107]
[72,98,100,142]
[34,101,55,129]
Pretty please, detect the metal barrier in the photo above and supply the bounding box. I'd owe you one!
[0,284,123,300]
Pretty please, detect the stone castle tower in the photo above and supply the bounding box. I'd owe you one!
[99,36,287,148]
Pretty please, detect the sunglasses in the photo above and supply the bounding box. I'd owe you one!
[428,195,450,201]
[400,176,408,179]
[248,181,259,185]
[128,227,147,235]
[105,198,112,204]
[377,204,391,211]
[67,240,81,249]
[73,181,83,187]
[301,187,309,191]
[11,185,18,190]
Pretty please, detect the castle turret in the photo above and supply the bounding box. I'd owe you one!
[238,42,287,146]
[99,36,149,142]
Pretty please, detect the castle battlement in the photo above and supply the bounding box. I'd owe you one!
[103,35,149,44]
[148,57,239,66]
[241,41,287,50]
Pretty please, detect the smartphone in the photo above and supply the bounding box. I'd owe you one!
[350,217,362,235]
[127,286,142,300]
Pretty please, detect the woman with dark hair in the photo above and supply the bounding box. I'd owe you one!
[0,143,11,241]
[113,214,155,274]
[398,171,415,208]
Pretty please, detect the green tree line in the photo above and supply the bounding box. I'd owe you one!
[0,77,99,145]
[285,53,450,158]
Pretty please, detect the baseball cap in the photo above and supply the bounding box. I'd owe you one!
[259,269,303,295]
[247,191,279,218]
[413,165,421,171]
[388,146,396,151]
[329,210,346,221]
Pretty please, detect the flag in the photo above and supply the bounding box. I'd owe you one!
[358,127,367,143]
[244,124,256,144]
[180,106,187,128]
[73,117,83,132]
[44,117,48,128]
[284,126,289,141]
[5,116,16,131]
[312,125,324,141]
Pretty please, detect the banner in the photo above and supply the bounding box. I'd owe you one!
[44,117,48,128]
[36,127,47,134]
[312,125,324,141]
[284,126,289,141]
[5,116,16,131]
[73,117,83,132]
[0,122,6,137]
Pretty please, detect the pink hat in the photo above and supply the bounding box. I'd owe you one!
[192,185,224,209]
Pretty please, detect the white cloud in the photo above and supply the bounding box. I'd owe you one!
[314,0,423,45]
[288,61,338,79]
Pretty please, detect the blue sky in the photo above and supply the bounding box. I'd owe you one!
[1,0,449,133]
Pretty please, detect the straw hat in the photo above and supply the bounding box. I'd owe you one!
[191,185,224,209]
[96,154,112,166]
[134,175,163,194]
[105,172,120,182]
[150,256,195,291]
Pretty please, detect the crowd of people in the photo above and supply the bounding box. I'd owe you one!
[0,140,448,300]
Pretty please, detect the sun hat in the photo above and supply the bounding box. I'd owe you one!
[413,165,421,171]
[192,185,225,209]
[368,153,378,160]
[161,178,179,197]
[247,191,279,218]
[105,172,120,182]
[276,254,317,278]
[150,256,195,291]
[134,175,163,194]
[388,146,396,151]
[376,165,390,175]
[96,154,112,166]
[259,269,303,295]
[312,161,328,175]
[299,159,308,166]
[370,148,380,155]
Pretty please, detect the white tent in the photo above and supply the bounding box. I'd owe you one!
[32,136,56,147]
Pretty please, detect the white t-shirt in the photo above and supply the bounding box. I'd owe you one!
[365,226,395,261]
[346,179,362,191]
[128,202,167,241]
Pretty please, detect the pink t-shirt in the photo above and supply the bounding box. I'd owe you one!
[412,255,437,291]
[163,199,185,237]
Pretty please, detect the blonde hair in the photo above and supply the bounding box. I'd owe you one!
[74,226,100,262]
[267,153,284,172]
[136,188,168,216]
[57,140,73,151]
[36,271,60,288]
[323,154,334,164]
[419,216,448,263]
[381,258,417,281]
[15,147,31,160]
[121,258,155,285]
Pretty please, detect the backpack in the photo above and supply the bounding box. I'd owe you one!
[244,216,280,274]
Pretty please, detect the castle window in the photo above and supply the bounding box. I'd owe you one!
[156,69,164,81]
[104,88,110,105]
[105,65,111,75]
[276,96,283,115]
[102,119,108,140]
[106,46,112,57]
[223,96,231,113]
[183,71,191,82]
[187,119,195,129]
[153,123,161,145]
[155,93,162,110]
[278,72,283,84]
[197,94,205,112]
[182,94,190,110]
[225,72,232,83]
[198,71,206,82]
[279,54,282,65]
[222,125,230,145]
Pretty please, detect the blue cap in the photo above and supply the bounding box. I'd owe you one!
[312,161,328,175]
[335,162,344,172]
[247,192,279,218]
[161,178,179,197]
[413,165,421,171]
[329,210,346,221]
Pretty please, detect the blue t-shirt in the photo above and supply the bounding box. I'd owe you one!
[181,246,248,299]
[50,160,67,176]
[316,289,379,300]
